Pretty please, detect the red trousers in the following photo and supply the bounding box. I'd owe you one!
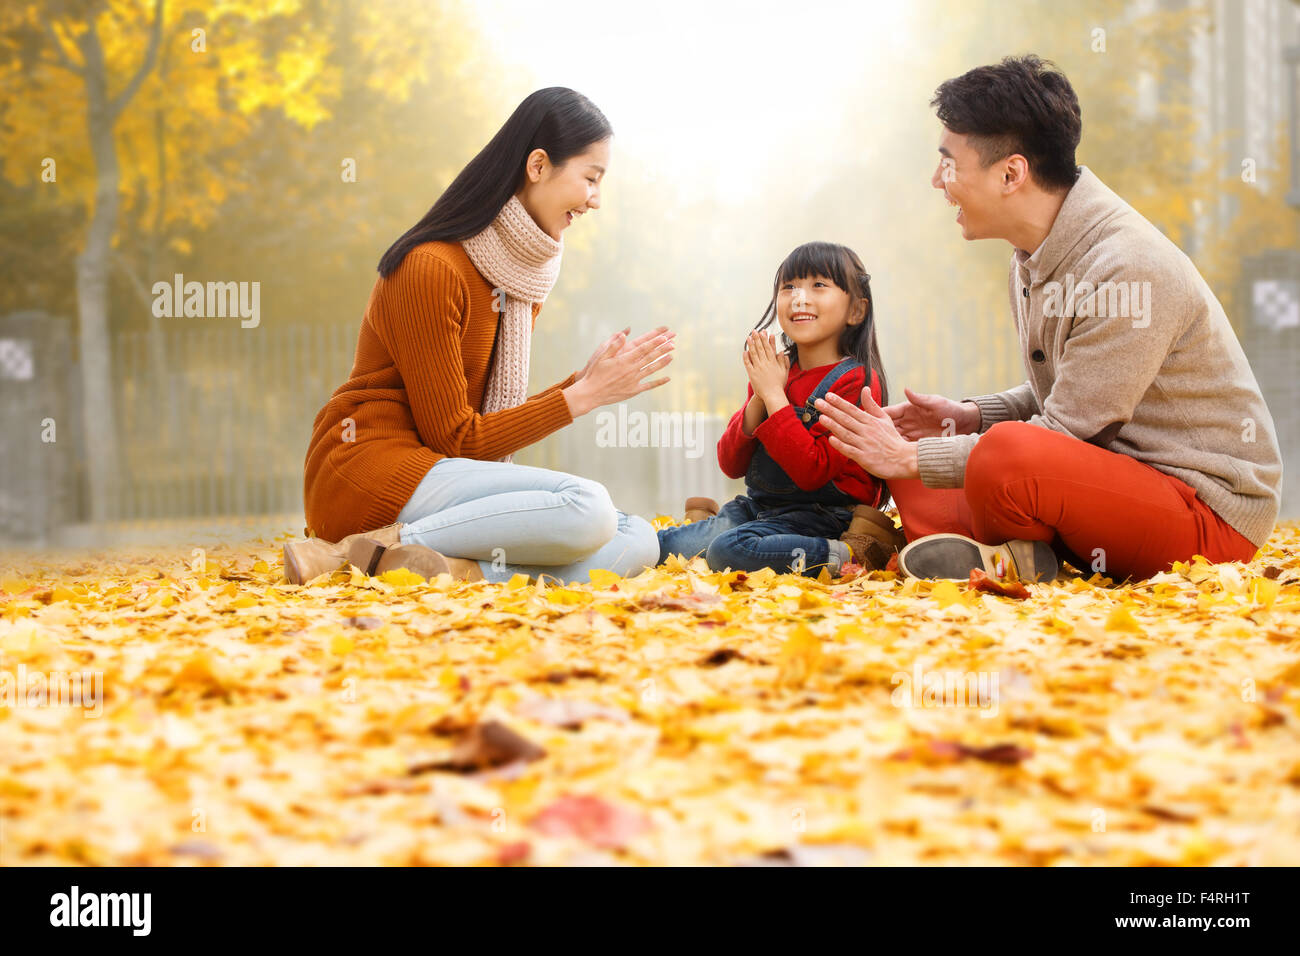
[890,421,1258,581]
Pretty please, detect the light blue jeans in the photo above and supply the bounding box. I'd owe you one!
[395,457,660,584]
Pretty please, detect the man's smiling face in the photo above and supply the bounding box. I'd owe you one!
[931,127,1006,242]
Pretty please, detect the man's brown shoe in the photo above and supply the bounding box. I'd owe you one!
[283,522,404,585]
[898,533,1059,583]
[684,496,720,523]
[840,505,907,571]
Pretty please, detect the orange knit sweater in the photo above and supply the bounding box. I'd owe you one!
[303,240,577,542]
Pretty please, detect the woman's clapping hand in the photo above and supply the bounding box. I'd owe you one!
[563,326,674,417]
[576,326,628,385]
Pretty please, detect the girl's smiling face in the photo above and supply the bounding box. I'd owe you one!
[776,274,863,352]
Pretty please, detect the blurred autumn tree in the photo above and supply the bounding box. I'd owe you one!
[1201,125,1300,320]
[0,0,493,520]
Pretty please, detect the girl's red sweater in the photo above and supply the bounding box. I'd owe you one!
[717,360,883,507]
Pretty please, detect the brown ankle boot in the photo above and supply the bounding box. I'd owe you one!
[684,496,720,523]
[346,539,484,582]
[282,522,404,584]
[840,505,907,571]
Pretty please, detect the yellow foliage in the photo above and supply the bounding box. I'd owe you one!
[2,523,1299,867]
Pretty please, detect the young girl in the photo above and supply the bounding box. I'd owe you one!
[657,241,902,577]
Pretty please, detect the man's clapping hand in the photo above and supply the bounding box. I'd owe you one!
[882,387,981,439]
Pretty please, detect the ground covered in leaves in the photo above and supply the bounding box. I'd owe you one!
[2,521,1299,866]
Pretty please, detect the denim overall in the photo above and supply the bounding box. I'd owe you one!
[654,356,868,574]
[744,356,863,509]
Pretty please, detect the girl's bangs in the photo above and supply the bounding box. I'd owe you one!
[777,242,853,290]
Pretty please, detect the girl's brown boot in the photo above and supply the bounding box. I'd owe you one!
[684,496,720,523]
[839,505,907,570]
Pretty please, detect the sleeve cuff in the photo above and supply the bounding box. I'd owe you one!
[528,372,578,402]
[916,436,969,488]
[963,393,1012,434]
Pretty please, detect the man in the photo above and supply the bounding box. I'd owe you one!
[816,55,1282,583]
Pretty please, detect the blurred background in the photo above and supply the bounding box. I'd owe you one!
[1,0,1297,549]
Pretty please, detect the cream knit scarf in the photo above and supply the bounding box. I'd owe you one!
[461,195,563,461]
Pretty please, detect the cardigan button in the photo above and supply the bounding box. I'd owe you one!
[1022,286,1030,297]
[1031,349,1046,362]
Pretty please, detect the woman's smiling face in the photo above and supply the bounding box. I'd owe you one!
[776,274,861,349]
[516,138,610,240]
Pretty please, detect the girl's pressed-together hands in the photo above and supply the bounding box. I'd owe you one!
[740,331,791,435]
[563,325,675,417]
[743,331,791,407]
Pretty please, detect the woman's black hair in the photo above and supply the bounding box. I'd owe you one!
[753,241,893,509]
[378,87,612,277]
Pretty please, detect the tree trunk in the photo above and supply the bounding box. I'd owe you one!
[75,24,122,522]
[68,2,163,523]
[148,38,177,452]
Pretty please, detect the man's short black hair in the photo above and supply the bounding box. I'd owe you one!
[931,54,1082,192]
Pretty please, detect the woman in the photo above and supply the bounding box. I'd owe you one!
[285,88,673,585]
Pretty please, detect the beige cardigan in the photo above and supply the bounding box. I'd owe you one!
[916,166,1282,547]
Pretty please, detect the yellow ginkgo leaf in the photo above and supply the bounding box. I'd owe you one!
[587,568,622,590]
[377,568,427,587]
[1105,605,1144,633]
[547,588,592,606]
[1250,577,1280,608]
[928,580,965,609]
